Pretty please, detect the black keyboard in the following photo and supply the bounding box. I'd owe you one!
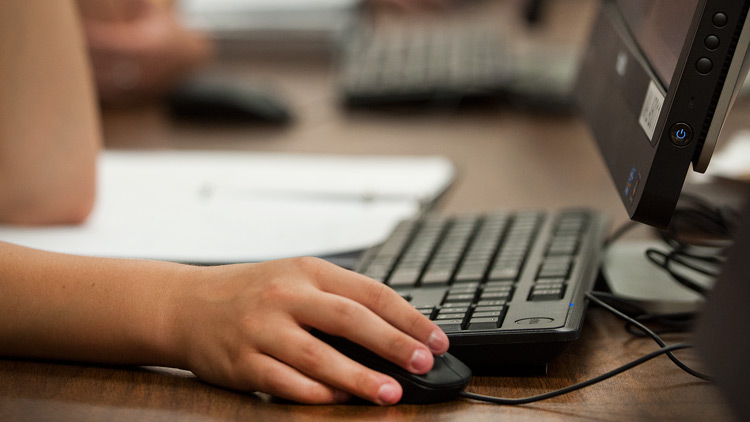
[338,22,509,107]
[355,209,608,373]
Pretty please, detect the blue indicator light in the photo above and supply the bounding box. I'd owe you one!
[569,302,574,307]
[670,123,692,146]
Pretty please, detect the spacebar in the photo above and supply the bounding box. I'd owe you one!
[395,287,449,309]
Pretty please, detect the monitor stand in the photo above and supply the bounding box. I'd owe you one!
[600,240,714,314]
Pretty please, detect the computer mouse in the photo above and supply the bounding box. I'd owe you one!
[167,75,293,125]
[312,330,472,404]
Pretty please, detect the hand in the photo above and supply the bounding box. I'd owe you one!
[171,257,450,405]
[79,0,212,104]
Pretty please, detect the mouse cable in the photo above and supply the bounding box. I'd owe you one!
[458,291,713,406]
[586,292,712,381]
[585,290,698,336]
[458,343,692,405]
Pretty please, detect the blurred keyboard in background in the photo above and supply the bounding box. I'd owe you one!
[337,15,581,111]
[338,21,511,108]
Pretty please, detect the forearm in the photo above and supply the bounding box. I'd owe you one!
[0,241,188,368]
[0,241,451,404]
[0,0,101,225]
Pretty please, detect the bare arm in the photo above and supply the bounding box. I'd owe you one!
[0,0,101,225]
[0,242,449,405]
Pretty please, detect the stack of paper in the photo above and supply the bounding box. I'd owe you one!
[177,0,361,46]
[0,150,454,264]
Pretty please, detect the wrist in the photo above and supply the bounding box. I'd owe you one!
[153,263,209,370]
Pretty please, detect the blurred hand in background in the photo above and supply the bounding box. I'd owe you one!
[76,0,213,105]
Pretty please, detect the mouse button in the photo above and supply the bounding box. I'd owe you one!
[405,356,471,391]
[439,354,473,382]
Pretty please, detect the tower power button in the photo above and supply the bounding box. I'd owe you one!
[670,123,693,146]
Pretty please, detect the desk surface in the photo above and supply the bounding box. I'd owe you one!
[1,1,747,420]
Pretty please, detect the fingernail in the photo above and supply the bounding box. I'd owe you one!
[410,348,432,373]
[427,329,448,353]
[377,382,401,405]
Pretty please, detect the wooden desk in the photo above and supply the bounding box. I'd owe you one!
[2,1,746,420]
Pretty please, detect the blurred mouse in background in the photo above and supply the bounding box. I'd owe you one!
[77,0,294,125]
[167,73,294,125]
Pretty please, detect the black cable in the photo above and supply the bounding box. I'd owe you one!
[456,291,712,406]
[667,251,723,277]
[586,292,712,381]
[588,291,697,335]
[459,344,693,405]
[457,193,729,405]
[598,192,736,326]
[644,249,712,296]
[661,192,738,248]
[626,312,698,336]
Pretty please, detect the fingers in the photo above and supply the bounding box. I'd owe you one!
[296,291,435,374]
[301,258,449,355]
[259,327,404,405]
[191,258,453,405]
[239,353,352,405]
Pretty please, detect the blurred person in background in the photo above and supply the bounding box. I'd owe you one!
[77,0,454,105]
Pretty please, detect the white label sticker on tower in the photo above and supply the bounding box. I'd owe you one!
[639,80,665,142]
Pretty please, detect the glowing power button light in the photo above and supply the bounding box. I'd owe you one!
[670,123,693,146]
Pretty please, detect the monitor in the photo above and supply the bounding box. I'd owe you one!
[576,0,750,229]
[576,3,750,415]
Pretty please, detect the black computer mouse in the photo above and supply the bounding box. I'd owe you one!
[167,75,293,125]
[312,330,472,404]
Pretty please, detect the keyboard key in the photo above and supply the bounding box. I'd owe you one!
[449,284,479,294]
[529,286,566,301]
[480,291,511,301]
[434,319,465,332]
[472,311,502,319]
[416,306,436,318]
[477,299,507,307]
[454,267,487,282]
[421,270,453,285]
[467,317,500,330]
[488,267,520,281]
[485,280,514,288]
[388,269,422,287]
[537,260,571,279]
[436,313,467,320]
[440,303,472,312]
[444,293,476,303]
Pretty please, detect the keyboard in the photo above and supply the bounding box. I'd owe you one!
[355,209,609,373]
[338,21,509,107]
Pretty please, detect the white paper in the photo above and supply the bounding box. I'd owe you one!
[0,151,454,263]
[178,0,361,34]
